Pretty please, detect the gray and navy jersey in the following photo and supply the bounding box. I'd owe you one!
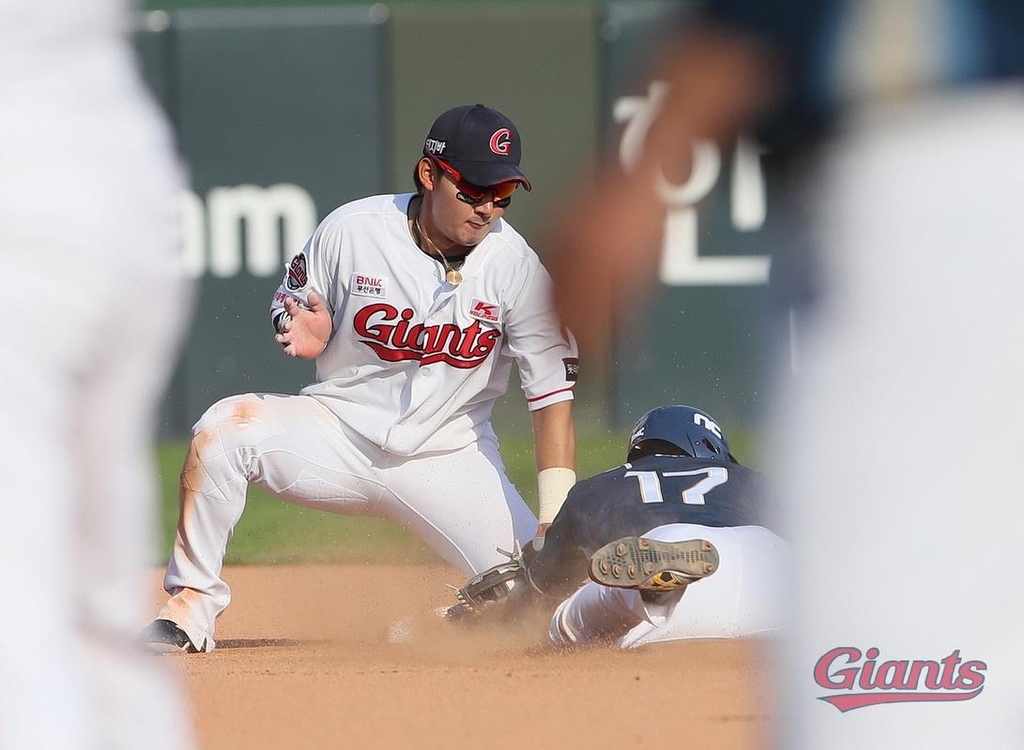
[526,454,777,598]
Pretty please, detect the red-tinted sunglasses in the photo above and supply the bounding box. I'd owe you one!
[432,157,518,208]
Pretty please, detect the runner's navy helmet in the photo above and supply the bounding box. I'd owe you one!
[627,405,737,462]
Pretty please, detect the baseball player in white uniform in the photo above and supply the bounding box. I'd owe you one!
[1,1,196,748]
[142,104,579,653]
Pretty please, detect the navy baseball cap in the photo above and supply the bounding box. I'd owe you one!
[423,104,532,191]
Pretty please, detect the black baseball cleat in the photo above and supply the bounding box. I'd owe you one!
[589,537,720,592]
[139,618,204,654]
[437,602,477,622]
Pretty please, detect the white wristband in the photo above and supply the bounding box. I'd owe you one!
[537,467,576,525]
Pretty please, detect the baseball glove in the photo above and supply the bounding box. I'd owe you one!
[455,545,527,611]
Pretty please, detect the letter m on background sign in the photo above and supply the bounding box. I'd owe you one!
[181,183,318,278]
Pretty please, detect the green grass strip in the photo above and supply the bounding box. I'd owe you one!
[155,430,758,565]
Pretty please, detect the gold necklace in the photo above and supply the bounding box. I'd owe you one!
[414,212,463,286]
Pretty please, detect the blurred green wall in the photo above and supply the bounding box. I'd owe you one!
[138,7,393,434]
[388,4,599,244]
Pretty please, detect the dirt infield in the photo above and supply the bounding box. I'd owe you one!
[149,564,774,750]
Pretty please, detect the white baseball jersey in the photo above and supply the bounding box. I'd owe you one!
[270,193,578,455]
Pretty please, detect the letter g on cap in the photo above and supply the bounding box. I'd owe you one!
[489,128,511,155]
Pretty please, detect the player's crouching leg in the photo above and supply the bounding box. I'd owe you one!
[145,394,279,653]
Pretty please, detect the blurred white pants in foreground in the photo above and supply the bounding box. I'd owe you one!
[0,2,196,746]
[775,84,1024,750]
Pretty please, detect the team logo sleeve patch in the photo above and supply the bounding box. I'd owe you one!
[351,273,388,299]
[286,253,308,290]
[469,298,501,324]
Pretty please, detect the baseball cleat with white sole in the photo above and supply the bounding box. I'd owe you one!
[589,537,720,591]
[138,618,206,654]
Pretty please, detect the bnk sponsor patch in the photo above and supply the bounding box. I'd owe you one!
[469,298,500,324]
[351,273,387,298]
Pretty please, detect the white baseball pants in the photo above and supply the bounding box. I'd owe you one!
[774,85,1024,750]
[0,25,195,750]
[159,392,539,651]
[549,523,790,649]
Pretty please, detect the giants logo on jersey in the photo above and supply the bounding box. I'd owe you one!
[354,303,501,369]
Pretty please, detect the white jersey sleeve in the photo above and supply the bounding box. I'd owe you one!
[497,242,578,411]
